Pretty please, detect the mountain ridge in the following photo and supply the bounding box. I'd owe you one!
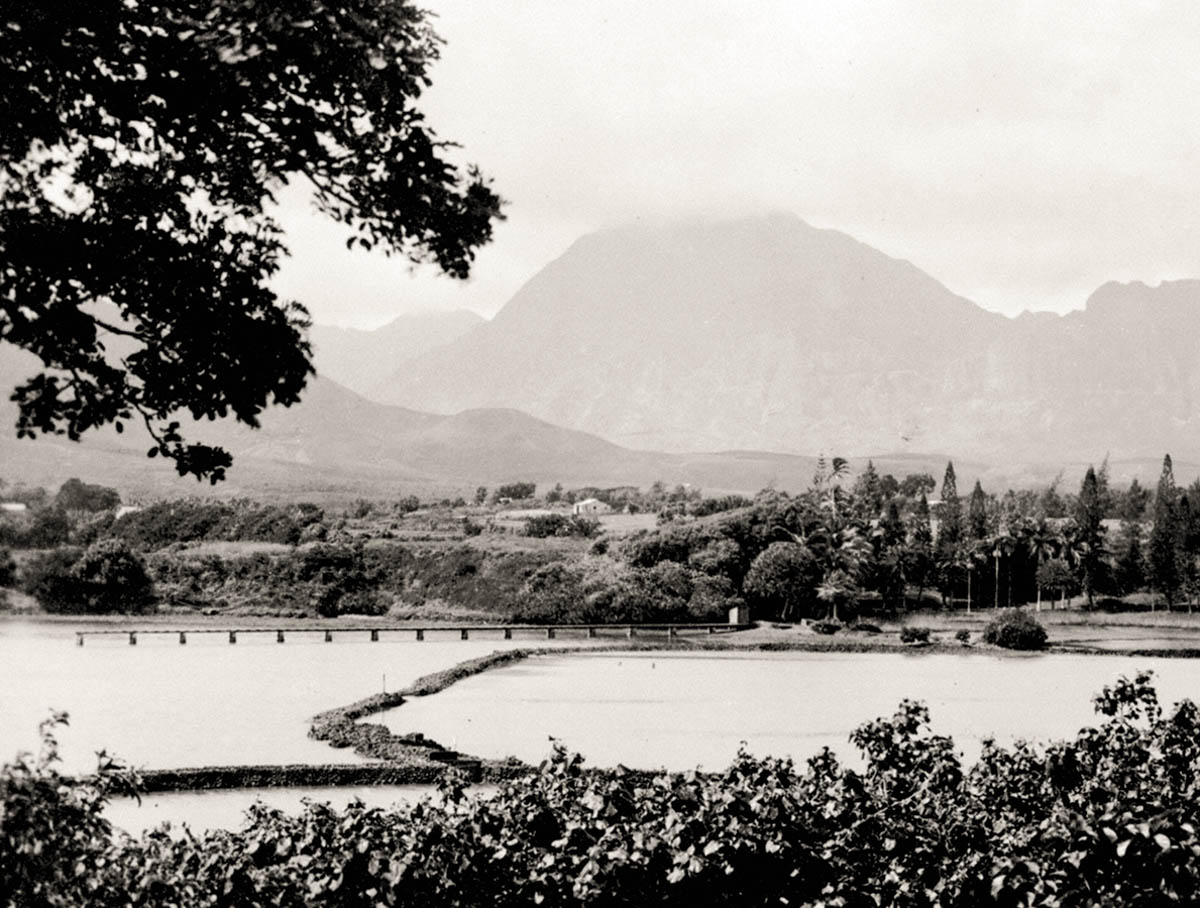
[370,213,1200,462]
[309,308,483,397]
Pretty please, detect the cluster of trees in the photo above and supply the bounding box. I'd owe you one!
[513,556,735,625]
[107,499,324,548]
[0,477,124,549]
[20,540,154,614]
[931,454,1200,612]
[600,454,1200,622]
[9,674,1200,904]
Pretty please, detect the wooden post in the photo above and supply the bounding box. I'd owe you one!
[708,625,716,634]
[370,629,379,642]
[626,626,635,638]
[503,627,512,639]
[77,633,84,647]
[668,626,678,640]
[276,630,285,643]
[324,630,333,643]
[460,628,469,640]
[179,631,187,645]
[546,627,556,639]
[128,631,137,646]
[416,628,424,641]
[587,627,596,638]
[228,630,237,644]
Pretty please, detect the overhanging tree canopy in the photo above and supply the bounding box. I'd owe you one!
[0,0,503,481]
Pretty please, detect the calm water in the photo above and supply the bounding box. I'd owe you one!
[0,620,552,775]
[7,621,1200,831]
[381,650,1200,771]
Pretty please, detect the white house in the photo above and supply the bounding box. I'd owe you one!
[572,498,610,517]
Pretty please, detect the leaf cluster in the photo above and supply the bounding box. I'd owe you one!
[1,1,502,480]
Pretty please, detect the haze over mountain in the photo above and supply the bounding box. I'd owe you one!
[309,308,483,397]
[373,213,1200,463]
[0,343,846,499]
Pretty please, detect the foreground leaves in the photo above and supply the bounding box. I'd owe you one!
[5,671,1200,905]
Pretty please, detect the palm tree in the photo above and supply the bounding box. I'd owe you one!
[1022,518,1057,612]
[816,569,857,621]
[1057,521,1088,609]
[990,531,1018,609]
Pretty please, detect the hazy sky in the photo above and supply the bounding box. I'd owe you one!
[271,0,1200,329]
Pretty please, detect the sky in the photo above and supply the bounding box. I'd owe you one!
[270,0,1200,330]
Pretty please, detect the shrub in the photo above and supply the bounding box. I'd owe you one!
[982,608,1048,650]
[347,498,373,518]
[0,547,15,587]
[495,481,536,501]
[523,513,600,539]
[299,521,329,543]
[900,625,931,644]
[955,628,971,644]
[71,540,155,613]
[21,540,154,614]
[325,589,389,617]
[23,507,72,548]
[810,620,841,635]
[20,547,85,611]
[852,622,882,634]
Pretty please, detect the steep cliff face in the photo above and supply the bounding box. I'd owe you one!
[372,214,1200,462]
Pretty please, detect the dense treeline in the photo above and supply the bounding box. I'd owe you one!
[595,454,1200,622]
[5,457,1200,620]
[7,675,1200,905]
[146,543,557,619]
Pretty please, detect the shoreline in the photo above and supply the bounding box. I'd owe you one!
[108,629,1200,794]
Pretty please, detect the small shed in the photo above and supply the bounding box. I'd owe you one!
[572,498,610,516]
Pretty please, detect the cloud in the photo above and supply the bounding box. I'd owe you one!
[272,0,1200,327]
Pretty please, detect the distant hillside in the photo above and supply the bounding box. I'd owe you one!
[0,349,1048,501]
[372,214,1200,463]
[1,351,1192,500]
[310,308,483,397]
[0,353,819,498]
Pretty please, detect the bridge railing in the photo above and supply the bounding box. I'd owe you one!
[76,622,749,646]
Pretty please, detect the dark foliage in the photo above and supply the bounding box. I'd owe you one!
[21,539,153,613]
[900,625,932,644]
[10,676,1200,905]
[20,507,72,548]
[0,547,15,587]
[1,1,502,481]
[523,513,600,539]
[108,499,304,548]
[53,477,120,512]
[19,546,84,610]
[982,608,1048,650]
[495,482,537,501]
